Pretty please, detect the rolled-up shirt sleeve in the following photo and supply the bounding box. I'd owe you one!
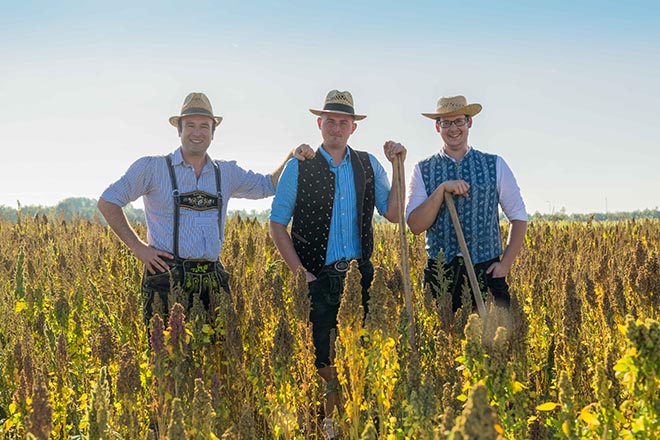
[223,160,275,199]
[369,154,391,216]
[269,158,299,226]
[100,156,155,207]
[405,164,427,219]
[497,157,528,221]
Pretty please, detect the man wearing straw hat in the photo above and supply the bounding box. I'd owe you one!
[269,89,406,438]
[406,95,528,312]
[98,92,313,324]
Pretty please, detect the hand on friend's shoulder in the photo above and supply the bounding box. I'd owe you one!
[292,144,315,161]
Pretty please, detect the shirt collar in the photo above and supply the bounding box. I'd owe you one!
[440,145,472,163]
[171,147,185,165]
[171,147,211,170]
[319,144,351,166]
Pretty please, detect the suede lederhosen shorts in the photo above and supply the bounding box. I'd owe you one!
[424,256,510,312]
[141,258,231,325]
[308,259,374,369]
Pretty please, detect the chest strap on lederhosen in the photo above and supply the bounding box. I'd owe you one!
[164,155,223,259]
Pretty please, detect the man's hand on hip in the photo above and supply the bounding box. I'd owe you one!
[132,242,174,274]
[486,260,511,278]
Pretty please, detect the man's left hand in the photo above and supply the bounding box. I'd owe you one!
[383,141,407,162]
[486,261,511,278]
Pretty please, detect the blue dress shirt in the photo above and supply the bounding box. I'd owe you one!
[270,145,391,264]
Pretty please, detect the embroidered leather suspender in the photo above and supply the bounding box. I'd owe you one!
[164,155,223,259]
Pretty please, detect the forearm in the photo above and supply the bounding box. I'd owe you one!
[269,221,306,274]
[500,220,527,269]
[270,150,295,188]
[97,198,144,251]
[382,160,401,223]
[406,183,446,234]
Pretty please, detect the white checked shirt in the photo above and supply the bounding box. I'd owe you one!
[101,147,275,260]
[406,150,528,222]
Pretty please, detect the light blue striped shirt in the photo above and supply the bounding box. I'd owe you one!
[101,147,274,260]
[270,146,391,264]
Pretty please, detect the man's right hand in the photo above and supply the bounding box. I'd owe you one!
[132,242,174,274]
[442,180,470,197]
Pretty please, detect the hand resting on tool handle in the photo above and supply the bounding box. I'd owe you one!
[407,179,469,235]
[441,180,470,197]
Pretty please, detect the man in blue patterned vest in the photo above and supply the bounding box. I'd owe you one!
[269,90,406,438]
[406,95,528,312]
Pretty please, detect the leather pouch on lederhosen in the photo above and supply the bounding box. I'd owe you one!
[142,259,184,294]
[181,260,231,297]
[141,259,184,323]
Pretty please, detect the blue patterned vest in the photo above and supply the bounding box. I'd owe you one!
[420,148,501,264]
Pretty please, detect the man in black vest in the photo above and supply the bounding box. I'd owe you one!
[269,90,406,438]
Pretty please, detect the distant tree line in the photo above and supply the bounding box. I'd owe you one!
[0,198,145,224]
[0,198,271,224]
[526,208,660,222]
[1,197,659,224]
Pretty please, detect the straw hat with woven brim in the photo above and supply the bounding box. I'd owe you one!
[169,92,223,127]
[310,90,367,121]
[421,95,482,120]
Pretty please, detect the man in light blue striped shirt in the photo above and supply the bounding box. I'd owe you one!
[269,90,406,436]
[98,92,313,324]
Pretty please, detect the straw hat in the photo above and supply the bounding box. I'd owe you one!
[169,92,223,127]
[309,90,367,120]
[421,95,482,120]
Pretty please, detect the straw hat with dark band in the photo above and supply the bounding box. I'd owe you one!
[310,90,366,120]
[169,92,223,127]
[422,95,482,120]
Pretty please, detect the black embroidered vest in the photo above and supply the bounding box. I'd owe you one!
[291,146,375,277]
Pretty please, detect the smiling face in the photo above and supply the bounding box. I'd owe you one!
[317,113,357,152]
[436,114,472,156]
[178,114,215,158]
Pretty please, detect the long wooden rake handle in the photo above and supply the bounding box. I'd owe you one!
[443,192,487,318]
[394,155,416,350]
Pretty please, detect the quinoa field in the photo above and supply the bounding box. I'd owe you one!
[0,214,658,439]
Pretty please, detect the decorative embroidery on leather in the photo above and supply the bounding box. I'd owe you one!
[179,190,219,211]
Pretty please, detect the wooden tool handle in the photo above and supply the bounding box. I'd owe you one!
[443,192,487,318]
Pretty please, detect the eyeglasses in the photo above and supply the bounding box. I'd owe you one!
[437,116,469,128]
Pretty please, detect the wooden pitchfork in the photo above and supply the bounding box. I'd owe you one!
[443,192,488,318]
[393,155,416,351]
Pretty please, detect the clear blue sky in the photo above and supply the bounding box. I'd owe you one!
[2,0,659,214]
